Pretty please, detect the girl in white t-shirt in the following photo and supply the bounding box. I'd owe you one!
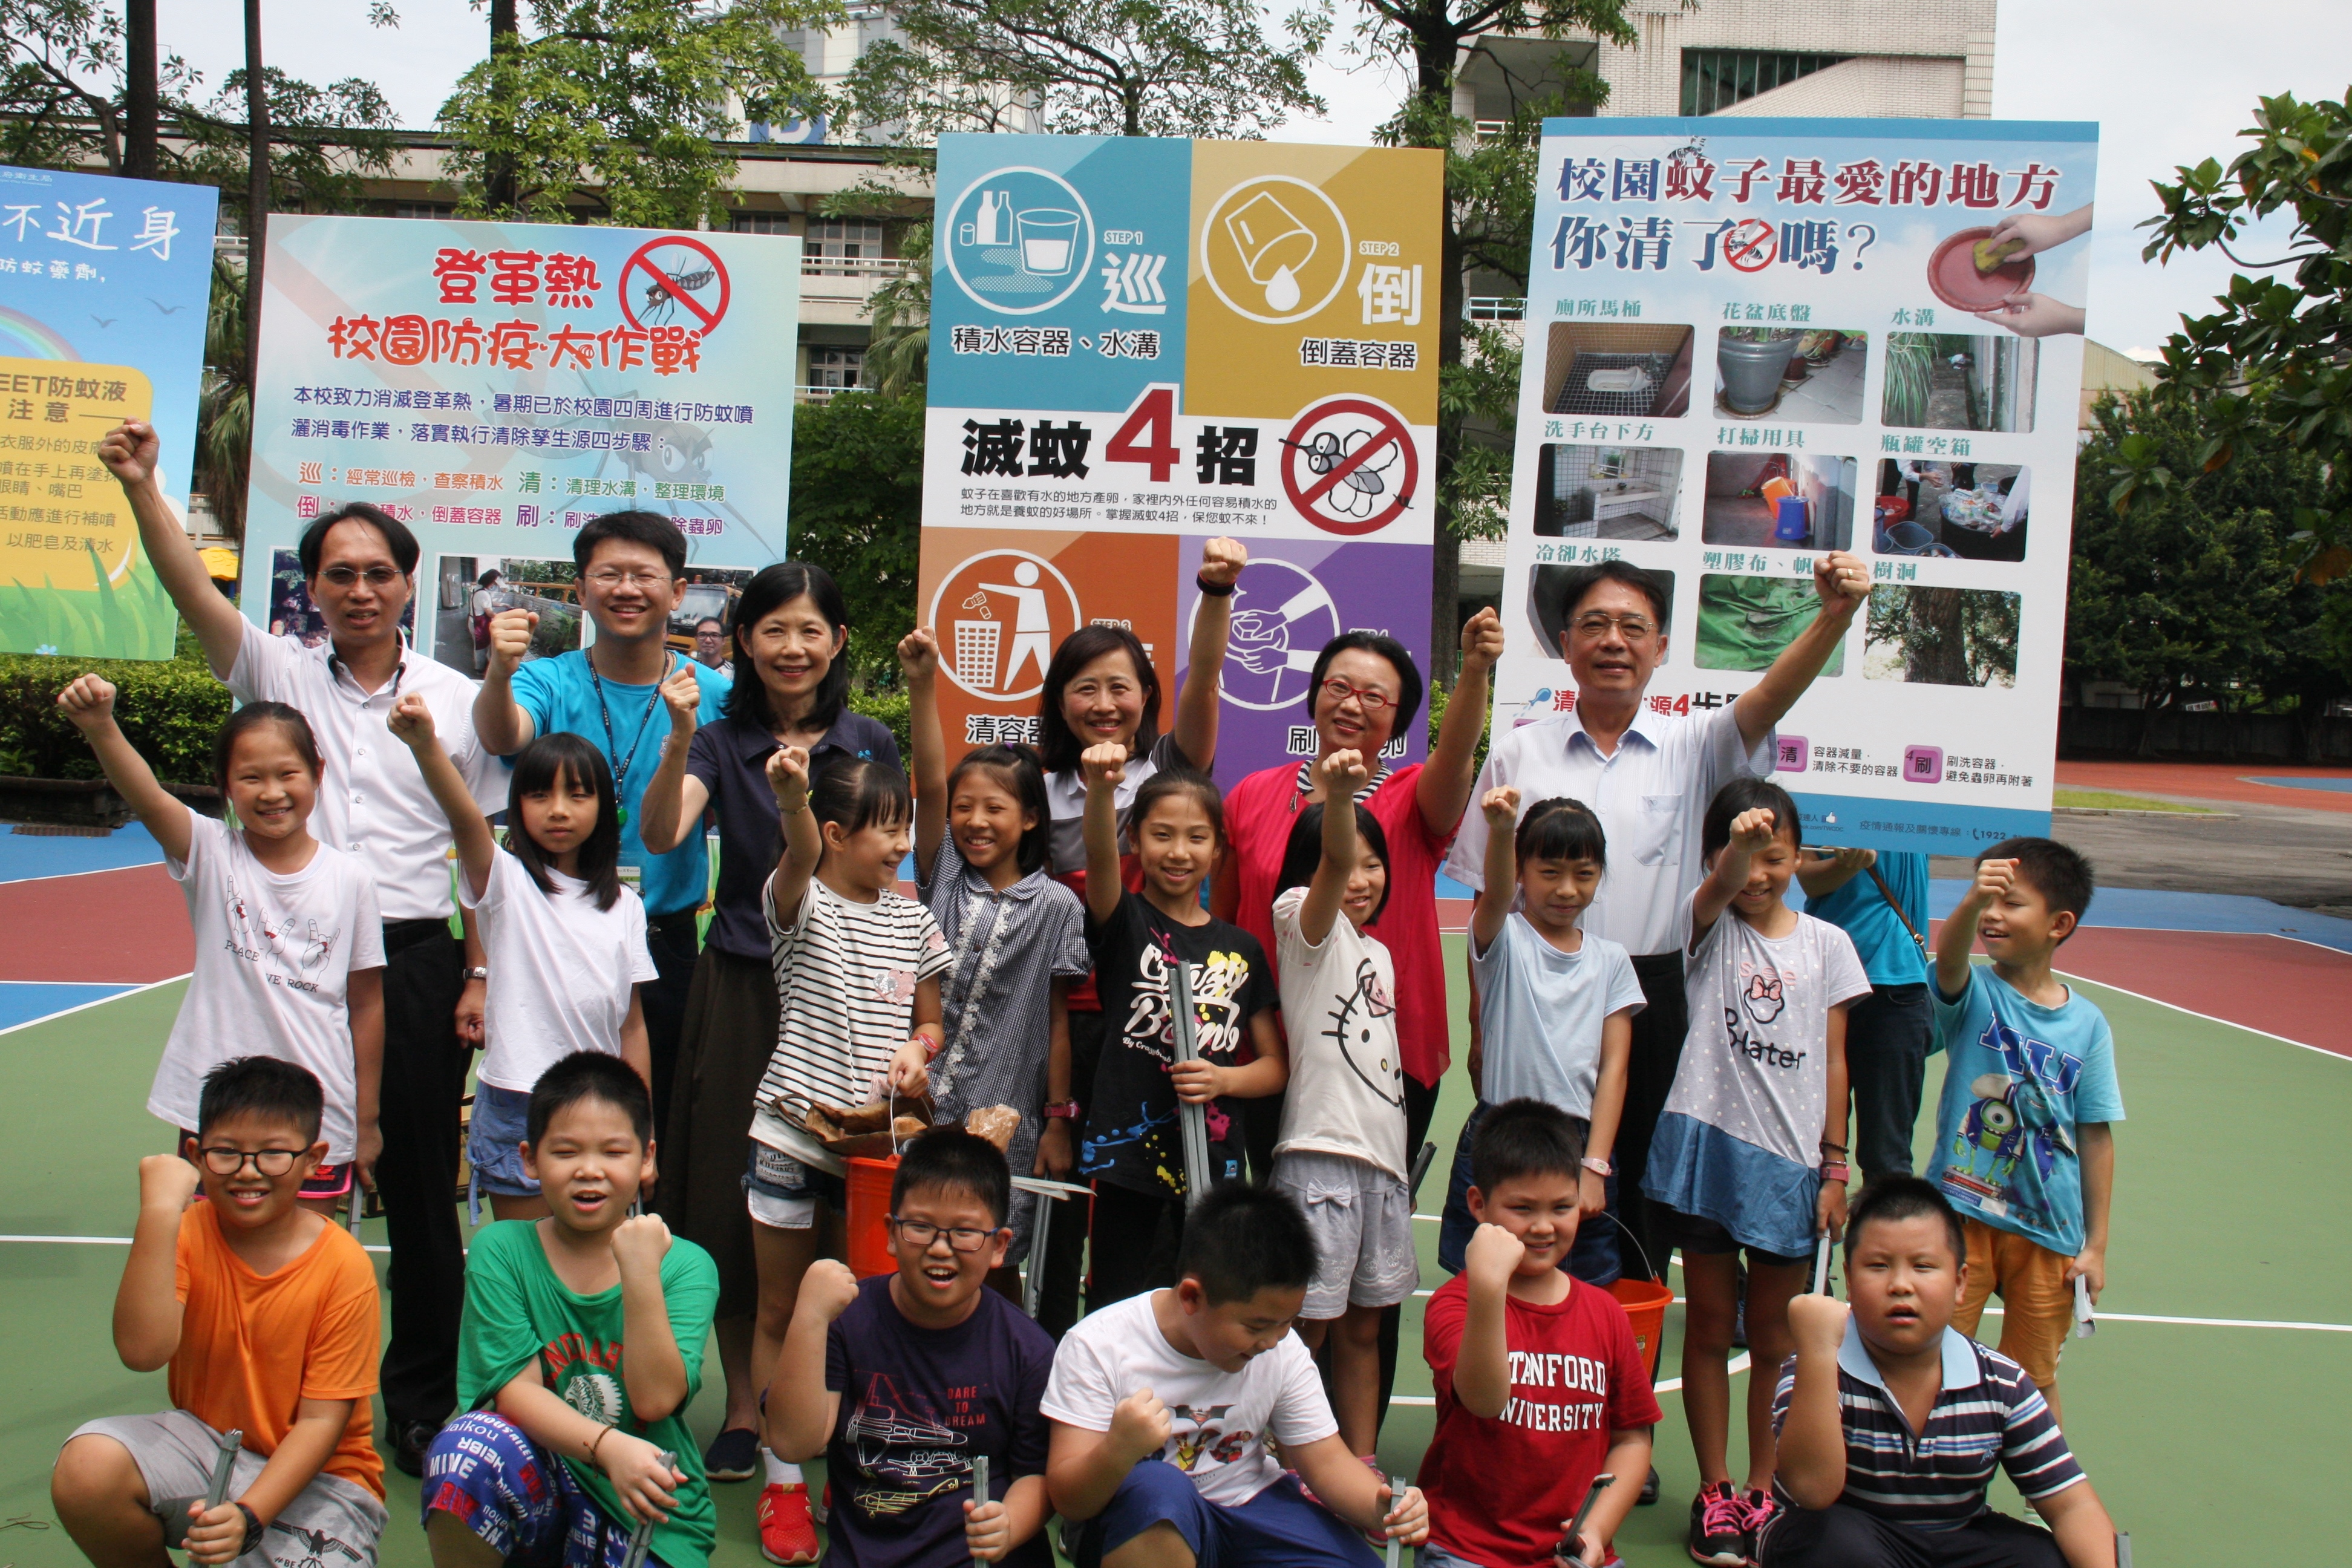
[57,676,385,1210]
[1267,748,1414,1459]
[390,695,655,1221]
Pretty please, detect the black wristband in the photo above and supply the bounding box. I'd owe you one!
[236,1502,266,1557]
[1194,575,1235,598]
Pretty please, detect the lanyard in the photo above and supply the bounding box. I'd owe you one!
[588,648,671,825]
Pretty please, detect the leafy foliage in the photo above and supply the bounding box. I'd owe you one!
[787,390,926,679]
[863,219,932,398]
[0,627,229,783]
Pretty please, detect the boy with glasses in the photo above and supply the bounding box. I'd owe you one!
[765,1128,1059,1566]
[54,1057,388,1568]
[473,511,732,1144]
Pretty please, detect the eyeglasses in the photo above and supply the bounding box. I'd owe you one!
[887,1216,997,1253]
[1570,612,1658,640]
[318,566,403,589]
[1317,677,1394,712]
[197,1146,301,1177]
[586,568,673,589]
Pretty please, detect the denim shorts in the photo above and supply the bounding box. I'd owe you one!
[467,1083,539,1198]
[744,1143,846,1230]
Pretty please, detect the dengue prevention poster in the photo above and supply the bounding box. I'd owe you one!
[242,215,800,673]
[1497,118,2097,852]
[920,133,1443,787]
[0,165,217,659]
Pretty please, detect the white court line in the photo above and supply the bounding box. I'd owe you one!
[0,973,188,1036]
[2053,967,2347,1062]
[0,858,166,889]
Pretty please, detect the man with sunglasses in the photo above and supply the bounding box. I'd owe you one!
[1444,554,1869,1321]
[104,420,507,1480]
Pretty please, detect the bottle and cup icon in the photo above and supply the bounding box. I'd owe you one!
[958,187,1080,277]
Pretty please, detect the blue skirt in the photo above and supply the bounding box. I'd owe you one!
[1642,1111,1821,1259]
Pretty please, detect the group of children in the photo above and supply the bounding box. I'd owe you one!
[50,554,2126,1568]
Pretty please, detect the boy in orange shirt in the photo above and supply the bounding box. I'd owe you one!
[52,1057,387,1567]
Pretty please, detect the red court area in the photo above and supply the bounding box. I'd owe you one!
[0,864,193,984]
[2050,927,2351,1059]
[2058,760,2352,814]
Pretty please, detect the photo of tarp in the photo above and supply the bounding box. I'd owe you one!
[1525,564,1675,662]
[1864,584,2019,687]
[1881,332,2037,433]
[1694,572,1843,675]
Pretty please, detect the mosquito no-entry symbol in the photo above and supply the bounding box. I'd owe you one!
[620,236,733,334]
[1725,217,1778,273]
[1279,396,1419,537]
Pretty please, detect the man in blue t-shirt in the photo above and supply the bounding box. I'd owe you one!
[472,509,730,1140]
[1798,847,1932,1185]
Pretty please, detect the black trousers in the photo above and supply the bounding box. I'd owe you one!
[1033,1007,1109,1338]
[1760,1505,2065,1568]
[1085,1179,1186,1309]
[638,907,703,1172]
[1371,1073,1443,1431]
[1614,949,1690,1285]
[1844,982,1933,1184]
[374,921,469,1433]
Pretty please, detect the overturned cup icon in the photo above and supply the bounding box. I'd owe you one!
[1224,192,1318,312]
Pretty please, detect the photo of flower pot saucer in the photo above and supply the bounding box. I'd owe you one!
[1927,226,2036,312]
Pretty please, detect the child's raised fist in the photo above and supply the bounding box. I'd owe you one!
[798,1258,863,1323]
[1108,1386,1172,1460]
[1787,1290,1849,1356]
[54,673,118,731]
[658,662,701,727]
[1197,537,1248,589]
[139,1152,201,1212]
[95,420,157,486]
[897,627,939,681]
[1480,783,1521,829]
[1973,857,2017,902]
[1463,1221,1526,1287]
[1080,741,1128,793]
[766,743,811,810]
[1318,747,1368,795]
[610,1213,673,1275]
[1729,807,1777,853]
[385,690,436,746]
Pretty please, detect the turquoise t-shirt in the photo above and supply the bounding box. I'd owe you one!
[1927,967,2125,1257]
[509,648,730,918]
[456,1220,720,1568]
[1802,851,1929,987]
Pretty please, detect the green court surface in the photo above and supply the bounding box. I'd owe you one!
[2,940,2344,1567]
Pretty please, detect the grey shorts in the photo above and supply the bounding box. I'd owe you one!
[1273,1150,1420,1319]
[65,1410,387,1568]
[745,1143,846,1230]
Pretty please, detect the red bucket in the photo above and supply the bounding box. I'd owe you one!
[845,1155,899,1279]
[1610,1276,1674,1382]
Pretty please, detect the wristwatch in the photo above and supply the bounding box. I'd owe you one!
[1042,1100,1083,1121]
[1579,1156,1612,1177]
[463,967,489,982]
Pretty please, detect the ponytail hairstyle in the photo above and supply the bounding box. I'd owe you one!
[212,702,323,794]
[947,743,1052,877]
[1273,802,1393,924]
[1128,766,1225,844]
[1514,796,1608,867]
[506,733,624,910]
[809,751,912,863]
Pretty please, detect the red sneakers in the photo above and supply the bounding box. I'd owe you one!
[758,1481,822,1565]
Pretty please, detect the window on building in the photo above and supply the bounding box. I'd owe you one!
[807,346,864,391]
[808,218,884,274]
[730,211,794,235]
[390,202,458,221]
[1680,50,1848,116]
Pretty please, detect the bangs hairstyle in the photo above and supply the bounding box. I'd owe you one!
[573,508,686,576]
[1979,836,2095,932]
[724,562,851,734]
[297,501,419,577]
[1307,632,1424,740]
[1843,1173,1967,1267]
[526,1050,654,1147]
[196,1056,324,1143]
[890,1125,1013,1228]
[1273,802,1393,924]
[507,733,624,910]
[1037,624,1161,776]
[947,744,1051,877]
[1129,766,1224,843]
[1470,1097,1587,1194]
[1700,774,1803,861]
[811,751,912,847]
[1515,796,1607,867]
[214,702,322,794]
[1177,1184,1316,1304]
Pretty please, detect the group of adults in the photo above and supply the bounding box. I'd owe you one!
[122,444,1917,1480]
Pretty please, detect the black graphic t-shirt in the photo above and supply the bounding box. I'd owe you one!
[824,1274,1055,1568]
[1080,891,1278,1200]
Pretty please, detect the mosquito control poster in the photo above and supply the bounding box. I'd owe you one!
[1496,119,2097,852]
[242,216,799,671]
[920,134,1443,784]
[0,165,216,659]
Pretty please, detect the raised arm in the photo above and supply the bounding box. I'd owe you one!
[1452,1223,1522,1418]
[57,675,192,863]
[611,1215,690,1421]
[763,1258,857,1462]
[899,628,949,882]
[1171,538,1246,768]
[1584,1007,1632,1219]
[470,609,541,756]
[1420,606,1503,837]
[1470,785,1521,954]
[1298,749,1367,946]
[386,693,498,899]
[96,420,245,678]
[1690,806,1775,947]
[1775,1294,1851,1509]
[1733,554,1869,751]
[764,745,820,929]
[113,1155,196,1371]
[1079,742,1129,927]
[636,661,710,855]
[1797,845,1875,900]
[1938,858,2011,999]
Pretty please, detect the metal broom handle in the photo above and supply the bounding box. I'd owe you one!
[1166,953,1215,1210]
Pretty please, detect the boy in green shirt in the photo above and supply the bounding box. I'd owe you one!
[422,1052,720,1568]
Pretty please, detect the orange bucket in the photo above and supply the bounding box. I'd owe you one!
[1759,474,1797,508]
[1610,1276,1674,1382]
[845,1155,900,1278]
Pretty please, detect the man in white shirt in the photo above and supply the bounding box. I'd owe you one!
[1445,553,1868,1298]
[102,419,505,1479]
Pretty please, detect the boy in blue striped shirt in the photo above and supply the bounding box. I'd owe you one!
[1762,1178,2115,1567]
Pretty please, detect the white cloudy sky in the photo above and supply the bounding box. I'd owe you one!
[172,0,2348,356]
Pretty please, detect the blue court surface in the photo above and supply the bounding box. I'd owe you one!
[0,820,166,881]
[2245,774,2352,794]
[0,981,140,1032]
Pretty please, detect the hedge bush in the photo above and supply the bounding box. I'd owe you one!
[0,629,230,785]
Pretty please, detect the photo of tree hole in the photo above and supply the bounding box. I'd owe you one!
[1863,584,2019,688]
[1694,573,1843,675]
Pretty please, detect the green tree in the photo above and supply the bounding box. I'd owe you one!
[436,0,836,227]
[788,389,926,678]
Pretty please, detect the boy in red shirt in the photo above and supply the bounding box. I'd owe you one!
[1419,1098,1659,1568]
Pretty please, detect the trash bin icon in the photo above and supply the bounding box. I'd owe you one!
[1015,209,1081,276]
[953,620,1003,689]
[1224,191,1318,312]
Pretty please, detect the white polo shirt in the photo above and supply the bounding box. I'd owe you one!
[1442,702,1771,958]
[226,620,507,922]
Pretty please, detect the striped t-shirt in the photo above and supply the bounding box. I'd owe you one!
[1769,1320,2085,1533]
[751,874,952,1168]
